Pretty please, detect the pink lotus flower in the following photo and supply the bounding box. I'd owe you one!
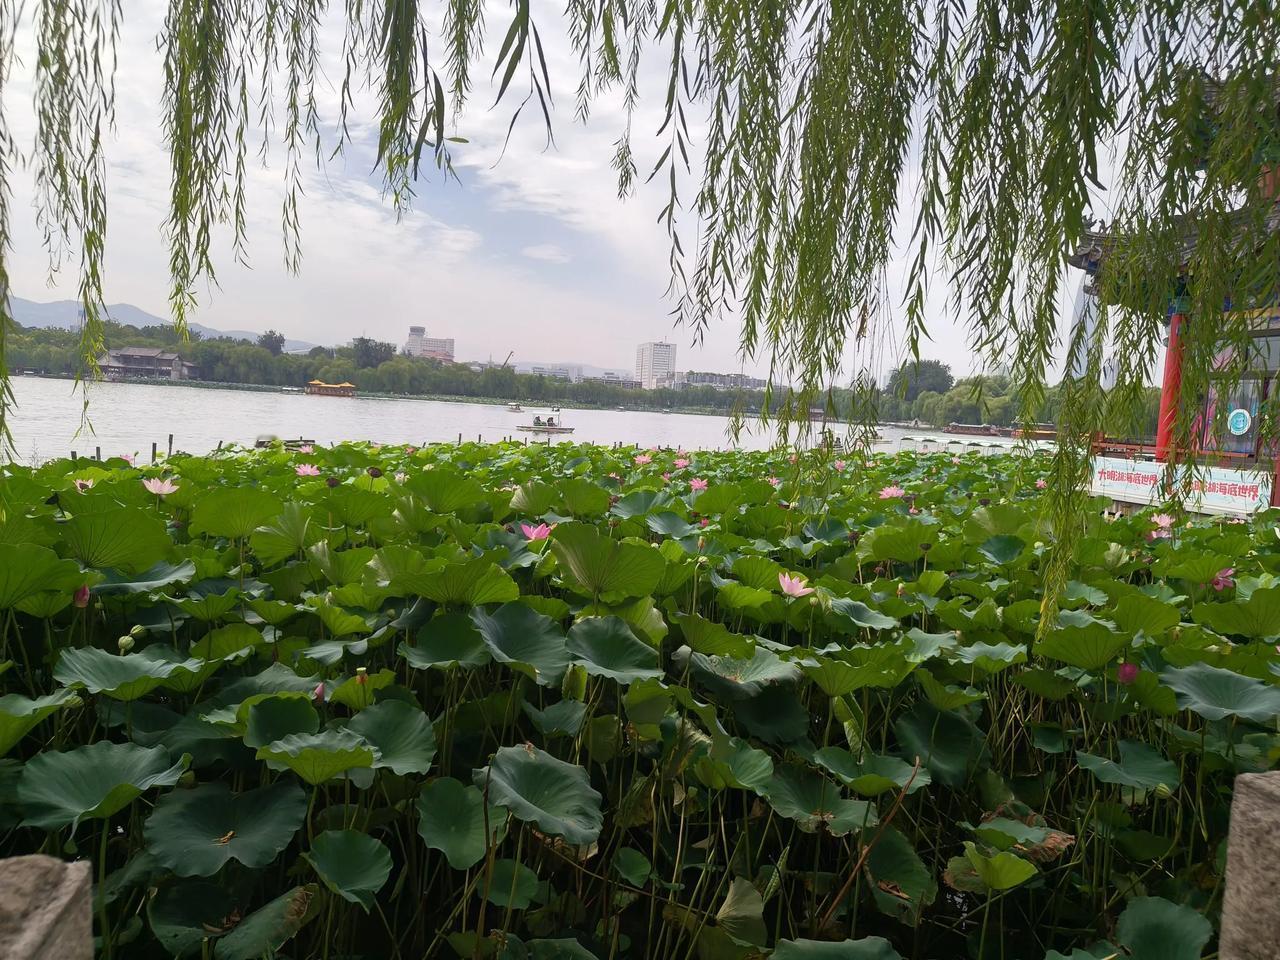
[699,518,709,528]
[394,471,408,483]
[1117,662,1140,685]
[1035,478,1047,489]
[951,456,962,464]
[73,478,94,493]
[634,453,652,465]
[297,444,314,454]
[690,478,708,492]
[779,572,814,598]
[1212,567,1236,592]
[521,522,554,541]
[909,506,920,515]
[142,477,179,496]
[120,453,134,465]
[834,460,847,472]
[768,477,781,487]
[1151,513,1175,529]
[73,584,90,608]
[879,484,905,499]
[313,682,326,703]
[295,463,321,477]
[674,457,690,469]
[662,472,671,482]
[405,446,417,454]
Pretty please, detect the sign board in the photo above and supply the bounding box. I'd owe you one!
[1228,408,1253,436]
[1091,456,1272,517]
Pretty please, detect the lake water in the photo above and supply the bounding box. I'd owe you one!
[5,375,1035,463]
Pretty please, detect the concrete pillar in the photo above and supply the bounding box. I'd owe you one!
[1220,772,1280,959]
[0,855,92,959]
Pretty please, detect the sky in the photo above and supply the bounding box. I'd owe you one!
[1,2,1087,382]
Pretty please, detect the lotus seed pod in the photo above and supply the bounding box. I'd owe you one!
[130,624,146,638]
[117,635,134,653]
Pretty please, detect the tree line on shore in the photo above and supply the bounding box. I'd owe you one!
[9,323,1160,433]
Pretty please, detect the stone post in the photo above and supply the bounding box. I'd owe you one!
[1220,772,1280,960]
[0,855,92,960]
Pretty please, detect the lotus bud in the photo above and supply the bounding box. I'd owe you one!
[562,663,589,702]
[355,666,368,686]
[130,624,146,638]
[1153,783,1173,799]
[313,682,326,702]
[178,770,196,788]
[1033,541,1044,550]
[1171,626,1181,642]
[117,635,134,653]
[73,584,90,608]
[896,582,905,598]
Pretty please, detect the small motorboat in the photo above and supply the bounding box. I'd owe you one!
[518,408,575,434]
[507,402,523,413]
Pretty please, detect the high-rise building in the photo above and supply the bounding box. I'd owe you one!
[635,341,677,390]
[404,325,455,362]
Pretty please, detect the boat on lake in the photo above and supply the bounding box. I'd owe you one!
[517,407,575,434]
[507,402,523,412]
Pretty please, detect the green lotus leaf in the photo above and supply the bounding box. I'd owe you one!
[647,511,700,539]
[0,543,85,609]
[308,543,376,586]
[565,615,661,684]
[862,521,937,563]
[978,534,1025,565]
[613,847,653,886]
[243,696,320,749]
[557,477,611,516]
[765,763,878,836]
[19,741,188,830]
[476,745,603,845]
[1033,611,1128,670]
[303,595,373,636]
[168,585,242,622]
[732,683,810,744]
[250,501,320,566]
[471,603,570,686]
[1161,661,1280,722]
[402,612,491,669]
[256,729,378,784]
[62,506,171,573]
[1076,740,1178,797]
[550,523,665,599]
[1192,586,1280,639]
[772,938,903,960]
[0,688,80,755]
[190,487,285,540]
[894,701,988,789]
[148,880,236,957]
[916,669,987,710]
[415,776,508,869]
[328,668,395,710]
[714,876,767,947]
[686,645,800,699]
[92,560,197,596]
[960,841,1037,890]
[303,830,393,911]
[484,858,539,909]
[191,623,265,660]
[691,482,745,515]
[366,544,444,596]
[54,646,195,701]
[212,884,320,960]
[1115,896,1212,960]
[523,699,588,738]
[673,612,755,657]
[325,486,394,527]
[694,736,774,793]
[404,467,487,513]
[511,481,557,515]
[827,597,898,633]
[1111,593,1181,636]
[418,557,520,606]
[814,747,931,796]
[146,779,307,876]
[865,825,936,926]
[611,489,672,519]
[347,699,437,775]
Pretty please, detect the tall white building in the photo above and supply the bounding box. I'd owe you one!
[404,325,455,362]
[635,341,678,389]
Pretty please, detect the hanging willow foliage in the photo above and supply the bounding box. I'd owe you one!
[3,1,1280,608]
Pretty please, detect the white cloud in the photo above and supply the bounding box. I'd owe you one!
[520,243,570,263]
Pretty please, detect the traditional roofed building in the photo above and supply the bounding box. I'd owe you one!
[97,346,199,381]
[1068,72,1280,516]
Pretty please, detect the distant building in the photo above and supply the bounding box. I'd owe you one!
[676,371,768,391]
[405,325,455,361]
[583,372,643,390]
[528,363,584,382]
[97,346,199,381]
[635,341,678,389]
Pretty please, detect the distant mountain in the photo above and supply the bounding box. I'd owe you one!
[8,295,319,354]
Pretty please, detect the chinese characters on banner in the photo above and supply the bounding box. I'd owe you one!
[1090,456,1272,517]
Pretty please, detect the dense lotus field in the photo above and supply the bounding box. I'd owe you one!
[0,440,1275,959]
